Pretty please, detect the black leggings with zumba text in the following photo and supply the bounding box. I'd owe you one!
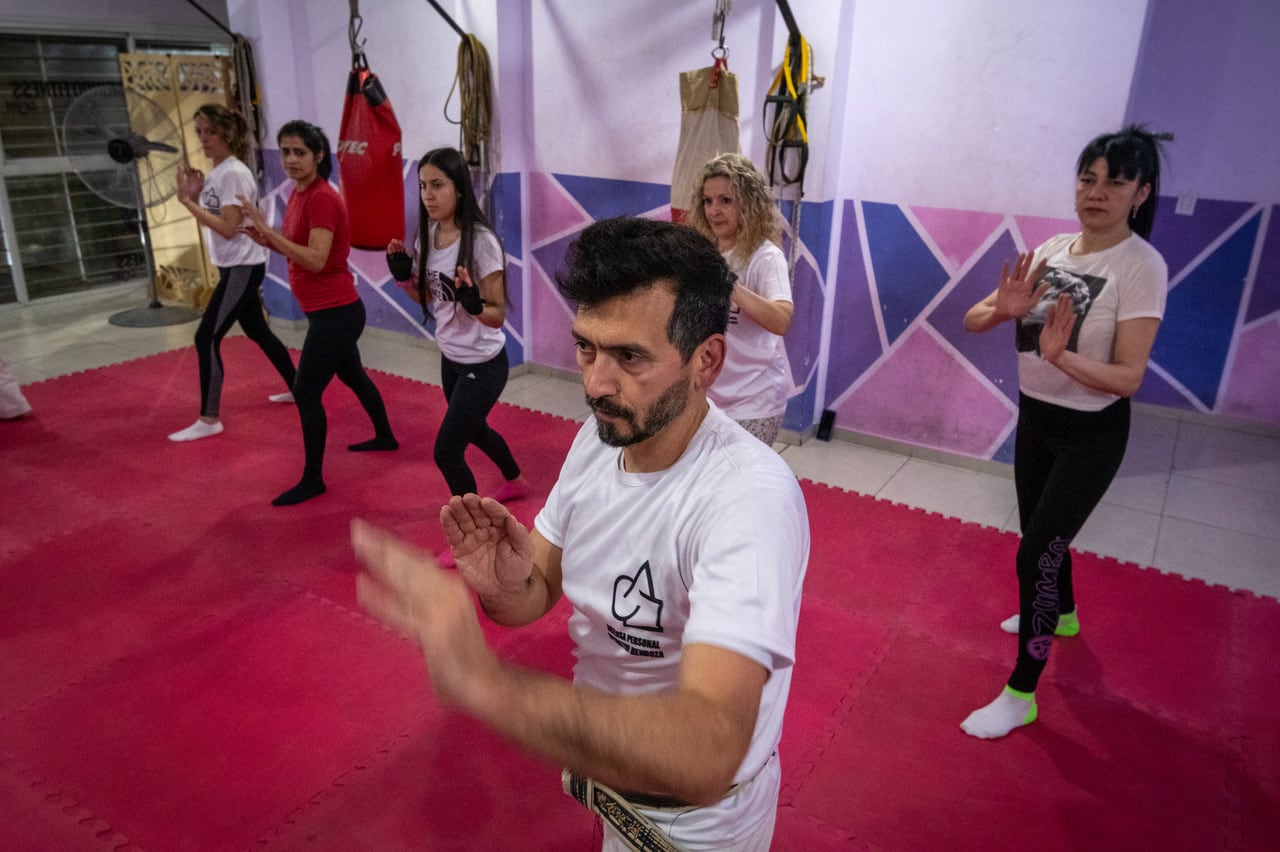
[1008,392,1130,693]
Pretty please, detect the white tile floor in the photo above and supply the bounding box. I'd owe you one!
[4,282,1278,600]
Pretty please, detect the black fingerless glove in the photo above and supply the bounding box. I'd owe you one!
[457,282,485,315]
[386,250,412,282]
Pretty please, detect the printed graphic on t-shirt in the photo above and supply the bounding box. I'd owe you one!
[612,560,664,632]
[606,561,667,658]
[425,269,466,304]
[1016,266,1106,355]
[727,303,741,326]
[201,186,223,217]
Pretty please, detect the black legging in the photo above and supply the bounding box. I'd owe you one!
[1008,393,1130,693]
[435,349,521,496]
[194,264,295,418]
[292,299,394,483]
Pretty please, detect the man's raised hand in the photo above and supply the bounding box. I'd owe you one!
[440,495,535,601]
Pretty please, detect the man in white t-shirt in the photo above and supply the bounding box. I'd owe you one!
[353,217,809,851]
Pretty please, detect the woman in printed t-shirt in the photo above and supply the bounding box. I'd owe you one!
[961,126,1169,739]
[168,103,296,443]
[385,146,527,501]
[687,152,794,447]
[239,120,397,506]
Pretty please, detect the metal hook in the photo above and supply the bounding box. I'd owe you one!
[348,0,366,54]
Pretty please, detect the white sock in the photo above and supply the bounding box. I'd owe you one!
[269,391,295,403]
[961,687,1037,739]
[168,420,223,442]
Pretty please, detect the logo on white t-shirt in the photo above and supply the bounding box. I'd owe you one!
[202,186,223,217]
[612,561,664,632]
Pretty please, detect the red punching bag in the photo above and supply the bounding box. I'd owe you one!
[337,52,404,250]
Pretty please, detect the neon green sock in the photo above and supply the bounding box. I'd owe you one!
[1003,686,1038,724]
[1056,610,1080,637]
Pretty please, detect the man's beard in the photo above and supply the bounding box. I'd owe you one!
[587,373,690,448]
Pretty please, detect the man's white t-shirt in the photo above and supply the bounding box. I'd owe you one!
[709,241,793,420]
[415,222,506,363]
[200,157,268,268]
[1018,232,1167,411]
[534,403,809,844]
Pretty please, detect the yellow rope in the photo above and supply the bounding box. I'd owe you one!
[444,33,493,170]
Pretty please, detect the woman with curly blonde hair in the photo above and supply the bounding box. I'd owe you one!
[687,152,794,445]
[168,102,296,443]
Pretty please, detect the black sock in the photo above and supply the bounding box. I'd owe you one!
[272,478,326,506]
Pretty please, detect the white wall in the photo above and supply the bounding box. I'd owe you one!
[1127,0,1280,201]
[840,0,1150,216]
[230,0,1153,220]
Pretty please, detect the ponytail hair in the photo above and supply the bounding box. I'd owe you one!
[1076,124,1171,240]
[276,120,333,180]
[194,102,250,162]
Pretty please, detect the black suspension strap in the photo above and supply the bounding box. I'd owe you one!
[763,0,821,280]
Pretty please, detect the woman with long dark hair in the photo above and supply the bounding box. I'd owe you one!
[386,147,526,500]
[239,120,397,506]
[961,125,1169,738]
[168,102,295,442]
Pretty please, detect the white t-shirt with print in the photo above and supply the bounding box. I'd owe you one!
[200,157,268,268]
[1018,232,1167,411]
[534,403,809,844]
[415,222,506,363]
[709,241,793,420]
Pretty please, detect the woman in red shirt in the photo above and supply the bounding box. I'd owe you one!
[239,120,397,506]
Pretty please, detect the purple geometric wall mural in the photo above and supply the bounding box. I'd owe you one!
[823,201,881,408]
[529,229,578,371]
[862,201,950,344]
[1149,210,1259,409]
[928,230,1022,405]
[251,150,1280,455]
[1151,198,1253,282]
[913,206,1004,271]
[1012,215,1079,254]
[821,193,1277,459]
[780,199,831,430]
[1221,318,1280,423]
[552,174,671,221]
[1246,206,1280,323]
[834,325,1015,458]
[491,172,525,366]
[786,254,823,387]
[528,172,590,246]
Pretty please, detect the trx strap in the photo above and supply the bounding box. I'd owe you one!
[763,0,821,280]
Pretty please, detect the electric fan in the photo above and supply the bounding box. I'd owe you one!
[62,84,200,327]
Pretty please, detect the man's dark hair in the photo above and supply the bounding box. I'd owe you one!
[556,217,733,362]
